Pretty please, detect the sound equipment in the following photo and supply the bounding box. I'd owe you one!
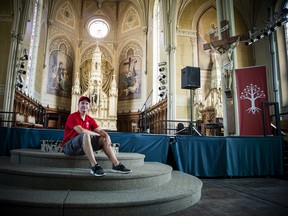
[181,66,200,89]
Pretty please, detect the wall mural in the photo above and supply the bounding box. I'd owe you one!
[118,48,142,101]
[47,45,73,98]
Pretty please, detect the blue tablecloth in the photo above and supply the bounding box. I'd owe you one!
[109,132,170,163]
[1,127,283,177]
[172,135,283,177]
[1,127,64,156]
[226,137,283,176]
[0,127,170,163]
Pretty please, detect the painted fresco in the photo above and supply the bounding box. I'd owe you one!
[118,49,142,101]
[47,49,73,98]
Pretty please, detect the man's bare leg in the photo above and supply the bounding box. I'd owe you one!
[99,137,119,166]
[82,133,97,167]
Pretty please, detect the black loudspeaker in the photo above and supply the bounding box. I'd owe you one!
[181,66,200,89]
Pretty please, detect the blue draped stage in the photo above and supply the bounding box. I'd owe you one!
[0,127,170,164]
[172,135,283,177]
[1,127,284,177]
[109,132,170,163]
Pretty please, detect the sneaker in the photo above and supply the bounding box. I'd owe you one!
[112,163,132,174]
[90,164,106,177]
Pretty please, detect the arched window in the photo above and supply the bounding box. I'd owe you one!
[152,1,160,103]
[153,1,166,103]
[25,0,40,95]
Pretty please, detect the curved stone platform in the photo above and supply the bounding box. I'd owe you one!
[0,158,172,191]
[10,149,145,169]
[0,149,202,216]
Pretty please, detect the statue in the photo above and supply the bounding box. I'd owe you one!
[210,37,240,96]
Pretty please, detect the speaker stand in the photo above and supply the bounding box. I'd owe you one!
[190,125,202,136]
[190,89,193,126]
[189,89,202,136]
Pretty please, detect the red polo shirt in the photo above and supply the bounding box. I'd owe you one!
[62,111,99,147]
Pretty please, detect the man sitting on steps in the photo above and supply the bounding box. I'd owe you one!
[62,96,132,177]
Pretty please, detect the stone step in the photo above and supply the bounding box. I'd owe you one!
[0,149,203,215]
[10,149,145,169]
[0,171,202,216]
[0,157,172,191]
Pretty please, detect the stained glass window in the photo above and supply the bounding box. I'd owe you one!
[88,19,109,38]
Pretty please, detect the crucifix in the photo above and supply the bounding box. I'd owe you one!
[203,20,248,134]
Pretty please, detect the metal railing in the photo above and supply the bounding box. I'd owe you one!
[139,90,153,133]
[262,101,288,136]
[143,119,202,136]
[0,111,17,127]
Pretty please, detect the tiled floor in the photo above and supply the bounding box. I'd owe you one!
[169,177,288,216]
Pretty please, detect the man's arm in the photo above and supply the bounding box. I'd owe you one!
[94,127,112,145]
[73,125,101,136]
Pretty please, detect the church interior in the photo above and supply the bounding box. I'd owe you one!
[0,0,287,134]
[0,0,288,215]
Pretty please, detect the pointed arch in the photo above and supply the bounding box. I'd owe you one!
[191,0,216,30]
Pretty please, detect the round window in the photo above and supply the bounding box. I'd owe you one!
[88,19,109,38]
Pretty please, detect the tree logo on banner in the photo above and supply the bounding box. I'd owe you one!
[239,83,266,115]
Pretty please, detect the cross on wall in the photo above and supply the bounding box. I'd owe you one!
[203,20,247,52]
[202,20,249,135]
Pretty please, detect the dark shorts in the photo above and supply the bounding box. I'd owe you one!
[63,133,102,156]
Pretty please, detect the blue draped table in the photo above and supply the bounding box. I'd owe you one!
[172,135,283,177]
[0,127,64,156]
[1,127,284,177]
[0,127,170,164]
[109,132,170,163]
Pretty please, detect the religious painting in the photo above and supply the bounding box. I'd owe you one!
[47,45,73,98]
[118,49,142,101]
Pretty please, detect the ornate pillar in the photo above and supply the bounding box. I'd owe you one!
[161,0,178,134]
[71,71,81,112]
[89,43,102,116]
[26,0,43,97]
[216,0,238,135]
[109,74,118,117]
[3,0,31,125]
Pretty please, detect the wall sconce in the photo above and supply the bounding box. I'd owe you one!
[245,9,288,46]
[158,86,166,90]
[159,90,167,98]
[158,61,167,98]
[20,62,25,68]
[159,78,166,85]
[16,73,24,89]
[158,61,167,66]
[18,74,24,83]
[15,82,23,89]
[263,29,271,36]
[20,49,28,60]
[256,34,264,39]
[18,69,26,74]
[16,49,28,89]
[158,74,166,84]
